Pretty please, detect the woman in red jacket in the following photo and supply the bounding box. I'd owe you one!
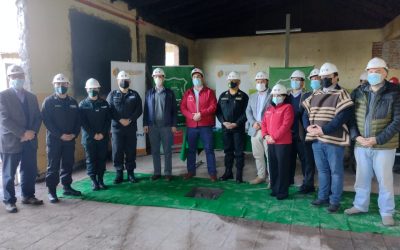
[262,84,294,200]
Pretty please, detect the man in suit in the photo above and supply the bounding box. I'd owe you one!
[0,65,43,213]
[246,71,271,185]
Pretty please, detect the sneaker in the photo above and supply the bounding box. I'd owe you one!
[21,197,44,205]
[327,204,340,213]
[311,199,329,206]
[5,203,17,213]
[266,182,271,189]
[344,206,364,215]
[249,177,264,185]
[382,215,395,226]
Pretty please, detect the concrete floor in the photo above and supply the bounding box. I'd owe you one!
[0,150,399,250]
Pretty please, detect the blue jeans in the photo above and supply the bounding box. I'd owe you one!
[312,141,344,205]
[353,147,396,216]
[187,126,217,176]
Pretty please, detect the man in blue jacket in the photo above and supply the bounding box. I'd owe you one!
[143,68,177,181]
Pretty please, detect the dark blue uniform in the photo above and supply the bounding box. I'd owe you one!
[41,94,80,191]
[79,97,111,180]
[216,89,249,182]
[106,89,142,173]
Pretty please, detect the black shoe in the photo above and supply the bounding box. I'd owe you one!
[21,197,44,205]
[236,169,243,183]
[113,170,124,184]
[127,171,138,183]
[235,178,243,183]
[63,186,82,196]
[151,175,161,181]
[327,204,340,213]
[97,174,108,190]
[298,186,315,194]
[5,203,17,213]
[48,189,59,203]
[311,199,329,206]
[276,194,289,200]
[90,176,100,191]
[219,170,233,181]
[270,192,277,197]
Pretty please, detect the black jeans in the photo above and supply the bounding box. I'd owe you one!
[111,132,137,171]
[83,138,108,177]
[289,136,306,185]
[268,144,291,197]
[302,141,316,188]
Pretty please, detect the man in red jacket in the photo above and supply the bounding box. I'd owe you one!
[180,68,218,181]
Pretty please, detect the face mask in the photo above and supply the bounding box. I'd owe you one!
[272,96,284,105]
[192,78,202,87]
[228,81,238,89]
[256,83,266,92]
[290,80,301,90]
[88,90,99,98]
[322,78,333,88]
[310,80,321,90]
[55,86,68,95]
[119,80,130,89]
[368,73,383,86]
[10,79,25,90]
[154,78,163,87]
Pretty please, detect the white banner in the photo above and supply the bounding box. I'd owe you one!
[215,64,250,128]
[110,61,146,152]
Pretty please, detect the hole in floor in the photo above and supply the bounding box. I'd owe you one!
[185,187,224,200]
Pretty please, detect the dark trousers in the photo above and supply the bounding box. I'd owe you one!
[45,137,75,188]
[1,143,37,204]
[223,129,245,170]
[268,144,291,197]
[302,142,316,188]
[289,136,306,185]
[83,138,108,177]
[187,126,217,175]
[111,132,137,171]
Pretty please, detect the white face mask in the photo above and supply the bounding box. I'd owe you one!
[256,83,266,92]
[154,78,163,87]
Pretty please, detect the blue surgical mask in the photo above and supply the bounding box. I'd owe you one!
[368,73,383,86]
[272,96,284,105]
[55,86,68,95]
[193,78,202,87]
[290,80,301,90]
[310,80,321,90]
[10,79,25,90]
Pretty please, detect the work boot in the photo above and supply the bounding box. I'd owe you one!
[127,171,138,183]
[219,168,233,181]
[98,173,108,190]
[4,203,17,213]
[48,187,59,203]
[113,170,124,184]
[90,176,100,191]
[63,185,82,196]
[235,168,243,183]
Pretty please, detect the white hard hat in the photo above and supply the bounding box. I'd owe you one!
[255,71,269,80]
[191,68,203,77]
[319,62,338,76]
[360,71,368,81]
[117,70,130,80]
[85,78,101,88]
[52,73,70,84]
[290,70,305,79]
[366,57,388,70]
[271,84,287,95]
[7,64,24,76]
[152,68,165,77]
[227,71,240,80]
[308,68,320,79]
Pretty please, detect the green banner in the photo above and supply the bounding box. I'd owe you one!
[152,66,194,127]
[269,66,314,91]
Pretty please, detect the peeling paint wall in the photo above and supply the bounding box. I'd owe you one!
[194,29,386,90]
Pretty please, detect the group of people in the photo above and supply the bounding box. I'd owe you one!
[0,57,398,227]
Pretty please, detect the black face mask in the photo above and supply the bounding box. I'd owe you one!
[322,78,333,88]
[119,80,130,89]
[228,81,238,89]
